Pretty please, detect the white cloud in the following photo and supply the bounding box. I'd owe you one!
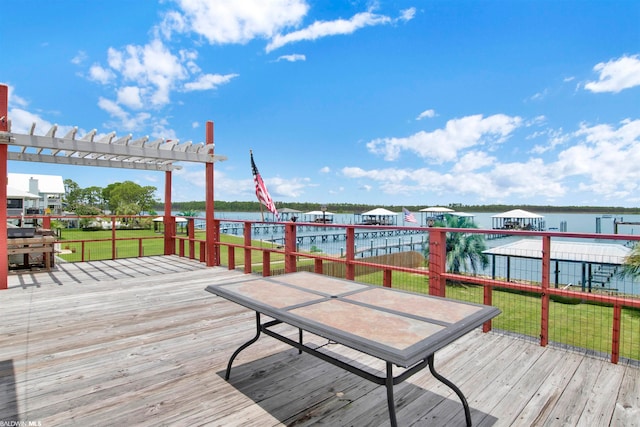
[266,8,414,53]
[117,86,144,109]
[183,73,239,91]
[343,118,640,203]
[276,54,306,62]
[171,0,309,45]
[97,97,151,132]
[319,166,330,173]
[451,151,496,173]
[554,120,640,201]
[366,114,522,163]
[89,64,116,84]
[71,51,88,65]
[7,85,28,108]
[584,54,640,93]
[105,39,190,107]
[529,88,548,101]
[416,109,435,120]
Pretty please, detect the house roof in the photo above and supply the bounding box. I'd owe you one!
[305,210,335,216]
[7,185,40,199]
[361,208,398,216]
[483,239,631,264]
[492,209,543,219]
[8,173,65,194]
[420,206,454,213]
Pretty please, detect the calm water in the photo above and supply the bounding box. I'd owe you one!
[211,211,640,235]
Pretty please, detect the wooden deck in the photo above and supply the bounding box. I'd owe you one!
[1,256,638,426]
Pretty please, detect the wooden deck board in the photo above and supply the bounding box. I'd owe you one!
[1,256,638,426]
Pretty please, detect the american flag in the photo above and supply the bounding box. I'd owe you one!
[251,150,279,220]
[403,208,417,223]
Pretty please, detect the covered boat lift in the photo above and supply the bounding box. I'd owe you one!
[419,206,455,226]
[492,209,545,231]
[357,207,398,225]
[483,239,631,292]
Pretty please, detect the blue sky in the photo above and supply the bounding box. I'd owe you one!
[2,0,640,207]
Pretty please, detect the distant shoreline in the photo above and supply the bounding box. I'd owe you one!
[160,201,640,215]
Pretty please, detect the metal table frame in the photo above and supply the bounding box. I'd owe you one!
[206,272,500,427]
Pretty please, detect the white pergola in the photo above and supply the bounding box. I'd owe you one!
[0,83,227,289]
[4,123,225,170]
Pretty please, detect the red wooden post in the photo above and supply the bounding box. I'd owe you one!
[111,216,117,260]
[428,228,446,297]
[188,218,195,259]
[243,222,252,274]
[540,235,551,347]
[483,284,493,332]
[612,304,621,364]
[164,170,173,255]
[138,238,143,257]
[314,258,323,274]
[212,219,221,266]
[345,226,355,280]
[199,241,206,263]
[284,222,297,273]
[228,243,235,270]
[205,121,216,266]
[1,84,9,289]
[42,216,51,229]
[383,269,392,287]
[262,251,271,277]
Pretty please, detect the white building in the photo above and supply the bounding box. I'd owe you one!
[7,173,66,215]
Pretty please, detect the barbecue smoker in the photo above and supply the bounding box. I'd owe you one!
[7,227,56,270]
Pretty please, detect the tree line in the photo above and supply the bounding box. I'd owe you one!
[64,179,158,215]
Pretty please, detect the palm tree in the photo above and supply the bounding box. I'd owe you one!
[425,214,489,275]
[620,244,640,278]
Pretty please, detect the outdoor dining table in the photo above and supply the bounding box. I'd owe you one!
[205,271,501,427]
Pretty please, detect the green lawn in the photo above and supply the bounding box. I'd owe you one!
[57,228,284,265]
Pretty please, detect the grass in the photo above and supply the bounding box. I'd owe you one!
[56,228,285,265]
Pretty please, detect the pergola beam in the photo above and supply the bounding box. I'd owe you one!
[7,152,181,171]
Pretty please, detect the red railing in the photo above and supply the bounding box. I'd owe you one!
[8,215,639,364]
[211,220,640,365]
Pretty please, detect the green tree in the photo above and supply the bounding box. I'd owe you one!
[425,214,489,275]
[82,186,104,210]
[179,209,200,217]
[620,244,640,278]
[105,181,157,214]
[63,179,82,211]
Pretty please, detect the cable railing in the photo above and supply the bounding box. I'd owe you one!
[8,215,639,365]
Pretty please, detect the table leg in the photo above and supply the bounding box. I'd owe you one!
[385,361,398,427]
[298,328,303,355]
[427,354,472,427]
[225,312,262,380]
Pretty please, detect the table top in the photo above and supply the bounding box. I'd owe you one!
[205,272,501,367]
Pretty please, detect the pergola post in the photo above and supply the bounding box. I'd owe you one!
[205,121,217,266]
[164,170,174,255]
[0,84,8,289]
